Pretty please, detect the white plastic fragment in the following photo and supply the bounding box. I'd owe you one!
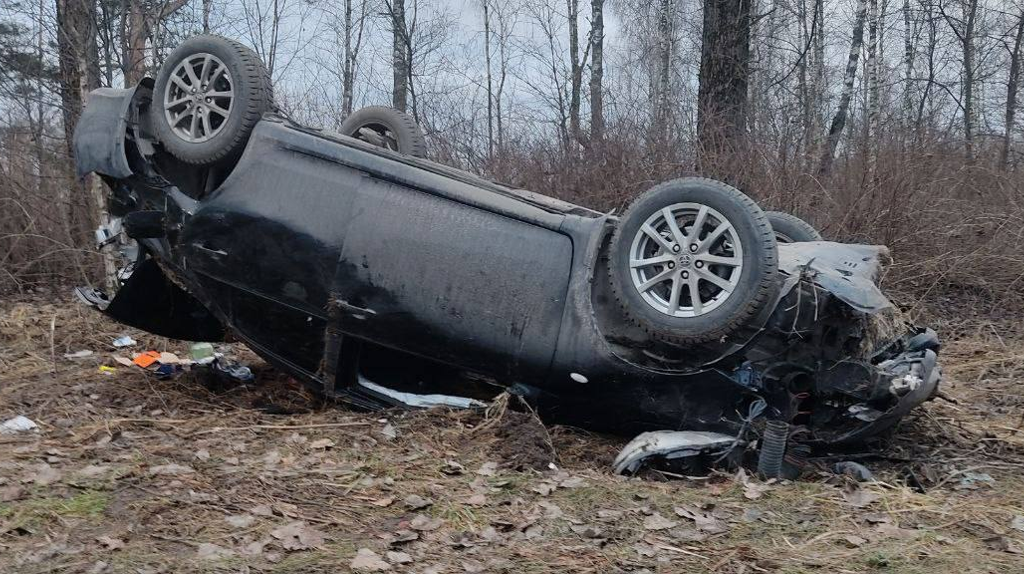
[64,350,94,359]
[1,415,39,434]
[112,335,137,348]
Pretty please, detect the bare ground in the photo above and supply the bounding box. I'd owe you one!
[1,300,1023,573]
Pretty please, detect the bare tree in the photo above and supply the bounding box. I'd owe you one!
[122,0,191,85]
[1003,6,1024,169]
[697,0,752,154]
[939,0,979,163]
[339,0,369,116]
[483,0,493,157]
[819,0,868,174]
[590,0,604,141]
[56,0,118,289]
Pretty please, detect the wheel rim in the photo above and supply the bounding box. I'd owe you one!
[628,202,745,318]
[352,123,400,151]
[163,53,234,143]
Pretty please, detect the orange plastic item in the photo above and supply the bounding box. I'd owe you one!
[132,351,162,368]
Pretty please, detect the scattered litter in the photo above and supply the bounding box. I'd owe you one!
[133,351,161,368]
[158,352,181,364]
[1011,515,1024,533]
[113,357,134,367]
[957,470,995,490]
[154,364,179,379]
[112,335,136,348]
[833,461,874,482]
[98,365,116,374]
[1,415,38,434]
[64,350,94,359]
[211,358,253,382]
[190,342,215,363]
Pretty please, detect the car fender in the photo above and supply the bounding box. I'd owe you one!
[73,86,140,179]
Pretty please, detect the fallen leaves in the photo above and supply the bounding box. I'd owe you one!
[409,514,444,531]
[403,494,433,510]
[147,463,194,476]
[270,521,326,550]
[95,536,125,551]
[225,514,256,528]
[841,485,879,508]
[351,548,391,572]
[673,504,730,534]
[642,512,679,531]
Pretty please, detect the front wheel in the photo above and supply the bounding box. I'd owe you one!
[150,35,274,168]
[607,178,780,345]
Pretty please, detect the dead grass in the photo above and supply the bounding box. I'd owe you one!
[1,298,1024,573]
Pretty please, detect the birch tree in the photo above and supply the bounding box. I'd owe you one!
[819,0,868,174]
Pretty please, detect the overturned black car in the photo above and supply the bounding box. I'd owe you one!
[73,35,942,477]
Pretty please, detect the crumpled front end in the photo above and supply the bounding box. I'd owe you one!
[614,241,944,476]
[762,242,943,446]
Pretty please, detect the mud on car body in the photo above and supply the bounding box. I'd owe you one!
[73,35,942,477]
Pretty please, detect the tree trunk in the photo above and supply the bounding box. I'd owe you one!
[1003,10,1024,170]
[203,0,211,33]
[697,0,752,155]
[866,0,879,172]
[962,0,977,164]
[124,0,147,85]
[483,0,494,159]
[56,0,116,290]
[567,0,582,144]
[654,0,673,131]
[818,0,867,175]
[902,0,914,127]
[590,0,604,141]
[391,0,408,112]
[343,0,355,116]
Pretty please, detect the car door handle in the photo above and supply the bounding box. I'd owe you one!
[192,242,228,257]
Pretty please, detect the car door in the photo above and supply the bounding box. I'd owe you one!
[177,129,365,375]
[331,173,574,382]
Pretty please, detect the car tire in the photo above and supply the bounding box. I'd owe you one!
[150,35,274,167]
[608,178,779,345]
[339,106,427,158]
[765,211,822,243]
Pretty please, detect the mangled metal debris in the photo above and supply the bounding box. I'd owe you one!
[72,34,943,478]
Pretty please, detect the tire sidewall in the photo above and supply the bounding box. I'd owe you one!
[610,179,778,341]
[766,211,822,242]
[151,36,266,165]
[340,106,426,158]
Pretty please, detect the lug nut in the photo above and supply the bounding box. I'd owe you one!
[695,261,704,268]
[689,243,698,252]
[681,271,689,279]
[667,262,675,269]
[672,244,681,253]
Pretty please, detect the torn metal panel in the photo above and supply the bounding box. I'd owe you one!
[613,431,740,475]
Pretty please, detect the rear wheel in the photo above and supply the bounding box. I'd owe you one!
[339,106,427,158]
[150,35,274,167]
[765,211,822,243]
[607,178,779,345]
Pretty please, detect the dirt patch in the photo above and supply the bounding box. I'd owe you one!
[489,408,556,471]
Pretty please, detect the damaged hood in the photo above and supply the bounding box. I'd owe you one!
[777,241,893,314]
